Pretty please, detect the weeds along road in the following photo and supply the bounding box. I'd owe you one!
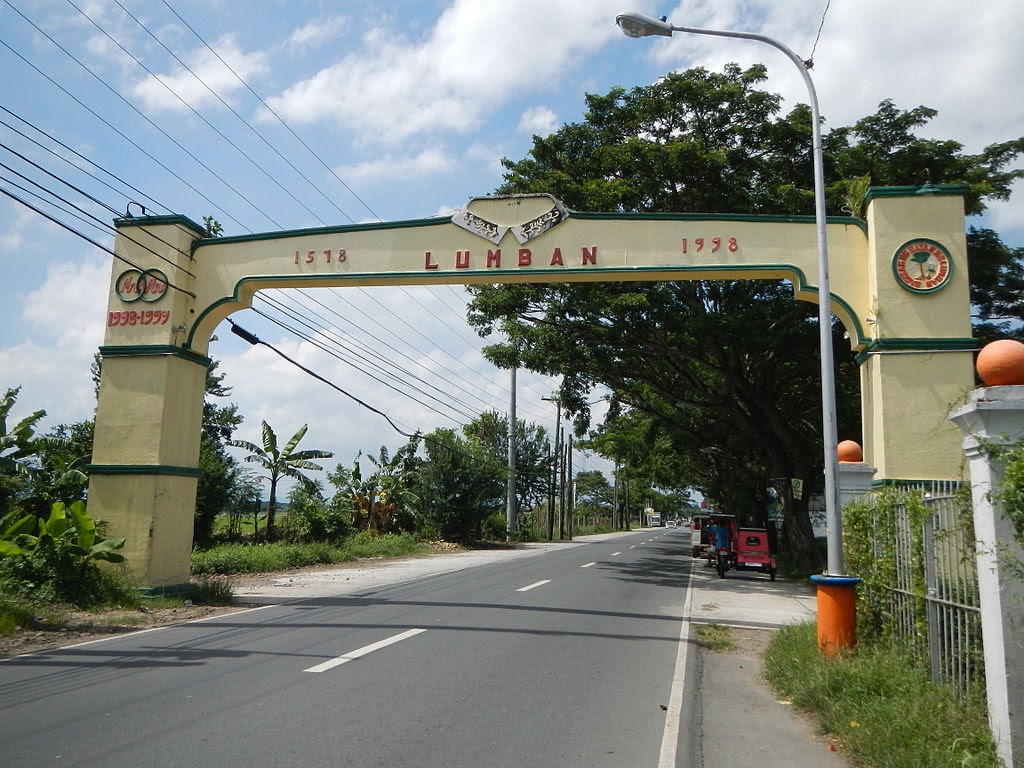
[0,530,703,768]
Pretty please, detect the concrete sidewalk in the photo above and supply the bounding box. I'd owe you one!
[686,557,852,767]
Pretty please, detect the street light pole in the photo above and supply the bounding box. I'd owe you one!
[616,11,844,576]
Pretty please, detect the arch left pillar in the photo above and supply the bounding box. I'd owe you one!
[88,216,206,590]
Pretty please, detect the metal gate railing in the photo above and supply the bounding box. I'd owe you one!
[856,488,982,698]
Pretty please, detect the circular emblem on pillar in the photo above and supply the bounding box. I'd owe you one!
[115,269,169,302]
[891,239,953,293]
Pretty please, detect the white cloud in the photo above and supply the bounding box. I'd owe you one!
[338,147,457,185]
[0,257,109,426]
[518,106,558,135]
[284,15,348,48]
[644,0,1024,241]
[263,0,628,144]
[0,204,35,256]
[128,34,268,114]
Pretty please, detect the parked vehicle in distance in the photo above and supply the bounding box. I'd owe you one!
[732,527,777,581]
[690,514,711,557]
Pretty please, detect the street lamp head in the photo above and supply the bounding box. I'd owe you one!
[615,11,673,38]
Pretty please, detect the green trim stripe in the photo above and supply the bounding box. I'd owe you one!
[114,213,205,234]
[99,344,212,368]
[192,209,867,252]
[193,214,451,251]
[855,337,977,365]
[186,263,869,349]
[87,464,201,478]
[863,184,968,203]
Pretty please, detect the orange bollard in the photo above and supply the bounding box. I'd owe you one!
[810,575,861,658]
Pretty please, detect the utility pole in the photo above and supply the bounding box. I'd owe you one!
[567,436,574,539]
[506,367,517,543]
[542,396,561,541]
[613,460,620,530]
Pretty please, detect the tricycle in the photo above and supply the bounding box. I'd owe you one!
[726,527,777,581]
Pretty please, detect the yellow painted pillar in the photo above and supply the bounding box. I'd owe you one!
[88,216,206,589]
[859,187,976,482]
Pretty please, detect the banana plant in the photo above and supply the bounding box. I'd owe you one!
[0,509,37,556]
[0,502,125,564]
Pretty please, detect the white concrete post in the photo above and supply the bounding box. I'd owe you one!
[837,461,876,510]
[949,386,1024,768]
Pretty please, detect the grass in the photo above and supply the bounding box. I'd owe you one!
[763,623,1001,768]
[0,597,43,634]
[694,622,734,651]
[191,532,428,575]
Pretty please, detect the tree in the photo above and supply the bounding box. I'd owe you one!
[194,362,244,544]
[469,65,1022,571]
[329,443,420,534]
[18,420,93,518]
[410,428,505,543]
[0,387,72,516]
[229,422,333,540]
[462,411,553,514]
[574,470,614,525]
[966,227,1024,345]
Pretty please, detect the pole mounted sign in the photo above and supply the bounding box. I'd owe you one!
[89,186,975,588]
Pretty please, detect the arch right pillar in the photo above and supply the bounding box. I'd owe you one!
[856,187,976,483]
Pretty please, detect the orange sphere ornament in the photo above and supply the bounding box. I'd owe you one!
[976,339,1024,386]
[837,440,863,463]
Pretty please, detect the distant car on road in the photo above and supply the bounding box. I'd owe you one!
[666,520,677,529]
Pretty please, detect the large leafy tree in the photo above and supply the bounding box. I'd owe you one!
[966,227,1024,345]
[461,411,552,515]
[468,65,1023,571]
[410,427,505,543]
[229,421,333,540]
[19,420,93,517]
[0,388,77,516]
[194,362,244,544]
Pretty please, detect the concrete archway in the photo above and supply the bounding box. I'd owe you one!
[89,186,975,587]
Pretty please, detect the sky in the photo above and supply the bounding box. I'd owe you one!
[1,0,1022,494]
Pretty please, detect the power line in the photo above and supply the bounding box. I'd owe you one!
[110,0,359,227]
[226,319,554,482]
[64,0,301,229]
[0,106,171,217]
[1,4,253,231]
[0,184,196,298]
[251,296,480,424]
[2,4,573,462]
[160,0,382,223]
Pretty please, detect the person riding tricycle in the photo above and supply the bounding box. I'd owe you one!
[705,514,736,577]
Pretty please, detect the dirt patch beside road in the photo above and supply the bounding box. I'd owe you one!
[0,601,249,660]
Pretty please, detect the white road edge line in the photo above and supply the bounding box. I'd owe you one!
[303,628,426,673]
[580,562,597,568]
[516,579,551,592]
[659,556,697,768]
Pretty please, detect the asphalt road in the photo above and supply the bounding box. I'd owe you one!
[0,529,700,768]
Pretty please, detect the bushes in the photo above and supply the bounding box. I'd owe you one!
[191,532,426,575]
[0,538,138,607]
[0,502,137,609]
[764,624,1000,767]
[191,541,351,574]
[281,499,354,544]
[482,512,508,541]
